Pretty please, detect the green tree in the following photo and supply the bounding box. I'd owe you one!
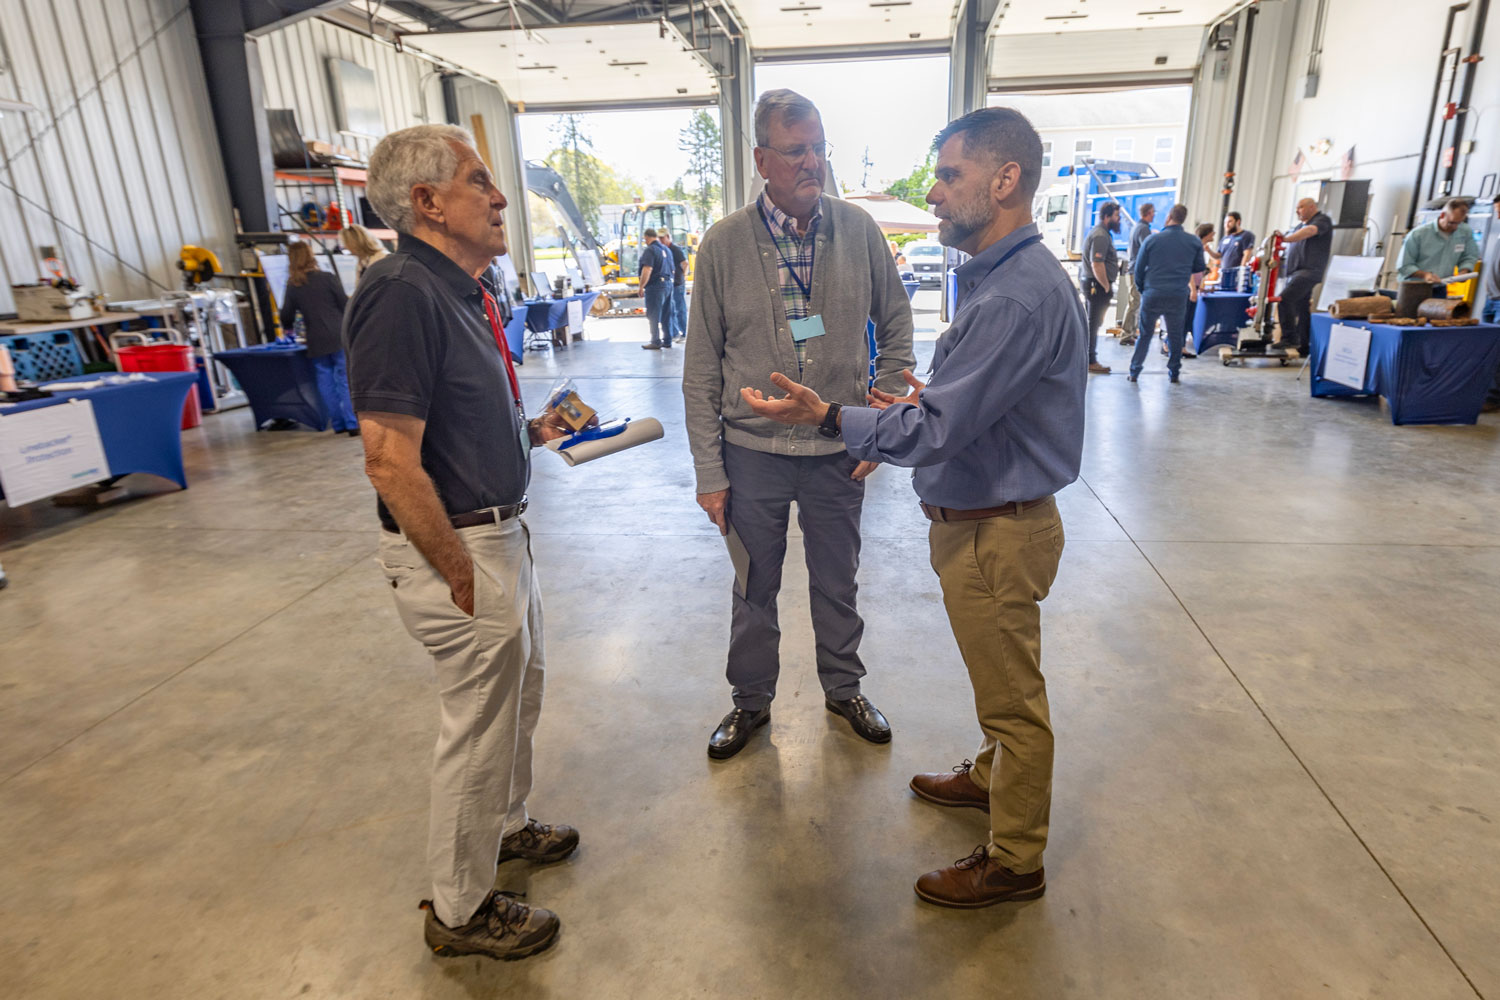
[679,109,723,225]
[885,150,937,210]
[549,115,602,237]
[544,146,645,236]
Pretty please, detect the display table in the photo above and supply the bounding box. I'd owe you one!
[212,344,328,431]
[523,292,601,347]
[504,304,530,364]
[1193,292,1253,352]
[903,279,919,301]
[0,372,198,498]
[1308,314,1500,425]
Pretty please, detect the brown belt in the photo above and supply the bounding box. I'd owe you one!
[920,496,1051,522]
[383,499,528,534]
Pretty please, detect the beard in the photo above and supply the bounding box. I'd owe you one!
[937,191,994,248]
[1109,218,1121,233]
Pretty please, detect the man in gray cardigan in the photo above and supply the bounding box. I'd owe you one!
[683,89,916,760]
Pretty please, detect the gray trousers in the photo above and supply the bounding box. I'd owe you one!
[377,518,544,929]
[723,442,867,710]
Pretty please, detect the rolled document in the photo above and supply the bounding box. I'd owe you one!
[545,417,664,466]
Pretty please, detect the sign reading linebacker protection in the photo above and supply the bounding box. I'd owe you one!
[0,399,110,506]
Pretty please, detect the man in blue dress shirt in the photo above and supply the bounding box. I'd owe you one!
[741,106,1086,909]
[1129,203,1206,383]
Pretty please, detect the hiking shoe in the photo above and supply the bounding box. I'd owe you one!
[499,819,580,864]
[421,890,559,961]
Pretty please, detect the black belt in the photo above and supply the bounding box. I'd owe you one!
[383,498,528,534]
[921,496,1051,522]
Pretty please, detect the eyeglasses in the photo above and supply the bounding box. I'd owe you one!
[762,141,833,165]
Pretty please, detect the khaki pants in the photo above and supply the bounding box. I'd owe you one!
[377,518,545,928]
[1117,271,1141,336]
[928,498,1064,874]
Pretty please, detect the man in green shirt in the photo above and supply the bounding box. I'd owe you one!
[1397,198,1481,282]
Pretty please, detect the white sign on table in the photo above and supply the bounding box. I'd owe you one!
[566,297,584,334]
[1324,323,1373,390]
[0,399,110,506]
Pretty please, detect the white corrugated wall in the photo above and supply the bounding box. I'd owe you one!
[0,0,236,314]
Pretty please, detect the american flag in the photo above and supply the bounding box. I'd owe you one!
[1289,149,1306,182]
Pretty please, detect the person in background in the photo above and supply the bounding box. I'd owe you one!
[1218,211,1256,272]
[890,239,908,269]
[660,229,689,343]
[1116,202,1155,346]
[1129,203,1205,384]
[1195,223,1220,287]
[1397,197,1480,284]
[682,88,915,761]
[340,223,390,285]
[638,227,674,350]
[1080,200,1120,374]
[280,241,357,436]
[740,105,1085,909]
[1481,194,1500,413]
[1275,198,1333,356]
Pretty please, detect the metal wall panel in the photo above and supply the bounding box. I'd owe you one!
[0,0,236,315]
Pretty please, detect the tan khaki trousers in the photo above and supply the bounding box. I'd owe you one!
[1117,271,1141,335]
[928,498,1064,874]
[377,518,544,928]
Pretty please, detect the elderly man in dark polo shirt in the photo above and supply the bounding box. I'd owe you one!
[741,106,1086,909]
[344,124,579,963]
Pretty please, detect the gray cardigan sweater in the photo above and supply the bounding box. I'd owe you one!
[682,196,917,494]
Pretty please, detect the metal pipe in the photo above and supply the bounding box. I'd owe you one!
[1410,4,1466,227]
[1221,5,1257,220]
[1444,0,1490,195]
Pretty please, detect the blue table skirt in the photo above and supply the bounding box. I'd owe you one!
[504,304,529,364]
[1,371,198,495]
[213,344,328,431]
[1193,292,1253,352]
[1309,314,1500,425]
[523,292,602,335]
[903,279,919,301]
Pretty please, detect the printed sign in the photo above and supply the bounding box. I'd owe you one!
[566,297,584,334]
[1324,323,1373,391]
[0,399,110,506]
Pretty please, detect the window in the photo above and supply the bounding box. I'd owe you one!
[1154,136,1174,164]
[1074,139,1093,158]
[906,244,942,258]
[1041,140,1052,167]
[1114,137,1134,158]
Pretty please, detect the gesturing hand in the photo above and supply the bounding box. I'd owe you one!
[740,372,828,426]
[867,369,925,411]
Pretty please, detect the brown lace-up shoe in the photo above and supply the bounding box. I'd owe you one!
[498,819,580,864]
[914,845,1045,908]
[909,760,990,812]
[421,890,559,960]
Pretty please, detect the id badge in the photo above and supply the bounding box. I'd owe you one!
[788,314,826,342]
[516,404,532,458]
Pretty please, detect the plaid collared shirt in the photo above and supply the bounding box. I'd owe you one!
[757,190,823,375]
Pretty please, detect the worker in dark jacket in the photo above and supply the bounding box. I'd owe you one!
[281,241,358,435]
[1129,203,1205,384]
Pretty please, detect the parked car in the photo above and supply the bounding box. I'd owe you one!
[904,240,944,287]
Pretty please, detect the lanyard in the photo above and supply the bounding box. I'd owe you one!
[953,233,1043,321]
[479,287,523,410]
[758,204,816,302]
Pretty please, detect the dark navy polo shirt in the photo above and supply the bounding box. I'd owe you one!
[1132,224,1207,298]
[343,234,529,532]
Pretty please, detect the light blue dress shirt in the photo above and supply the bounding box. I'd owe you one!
[840,223,1088,508]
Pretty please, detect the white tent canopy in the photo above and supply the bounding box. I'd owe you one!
[843,194,940,234]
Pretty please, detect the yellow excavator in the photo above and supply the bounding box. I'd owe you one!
[603,201,700,285]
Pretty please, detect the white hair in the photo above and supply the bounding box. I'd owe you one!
[366,124,475,234]
[754,89,819,147]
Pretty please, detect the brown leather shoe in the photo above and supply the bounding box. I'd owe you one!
[909,760,989,812]
[914,845,1045,908]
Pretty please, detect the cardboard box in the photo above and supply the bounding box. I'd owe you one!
[12,285,96,323]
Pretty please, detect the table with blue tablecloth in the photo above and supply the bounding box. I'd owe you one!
[1309,314,1500,425]
[212,344,328,431]
[0,372,199,500]
[504,304,529,364]
[522,292,602,342]
[1193,291,1253,352]
[903,279,919,301]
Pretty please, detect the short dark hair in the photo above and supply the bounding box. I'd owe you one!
[1099,200,1121,219]
[1227,210,1242,221]
[643,227,657,239]
[1167,203,1189,225]
[1140,202,1156,216]
[1195,223,1215,240]
[933,107,1045,199]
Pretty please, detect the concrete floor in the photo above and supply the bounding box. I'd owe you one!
[3,302,1499,999]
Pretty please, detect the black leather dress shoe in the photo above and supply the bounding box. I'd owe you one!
[825,694,891,744]
[707,706,770,760]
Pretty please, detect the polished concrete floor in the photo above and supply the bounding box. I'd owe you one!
[3,304,1499,999]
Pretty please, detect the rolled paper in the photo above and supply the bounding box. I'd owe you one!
[545,417,664,467]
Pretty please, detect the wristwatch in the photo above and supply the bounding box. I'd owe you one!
[818,401,842,438]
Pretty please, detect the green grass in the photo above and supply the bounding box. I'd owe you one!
[534,248,570,260]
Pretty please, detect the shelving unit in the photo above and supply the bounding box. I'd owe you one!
[272,166,396,243]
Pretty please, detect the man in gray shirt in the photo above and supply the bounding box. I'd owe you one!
[682,90,915,760]
[1080,200,1120,374]
[1117,202,1155,345]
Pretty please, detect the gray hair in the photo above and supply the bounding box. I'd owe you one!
[366,124,474,234]
[754,89,820,147]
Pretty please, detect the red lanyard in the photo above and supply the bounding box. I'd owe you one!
[480,288,522,405]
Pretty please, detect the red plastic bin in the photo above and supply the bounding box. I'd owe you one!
[116,344,202,429]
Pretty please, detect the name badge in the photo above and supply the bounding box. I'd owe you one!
[788,314,826,342]
[517,405,532,459]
